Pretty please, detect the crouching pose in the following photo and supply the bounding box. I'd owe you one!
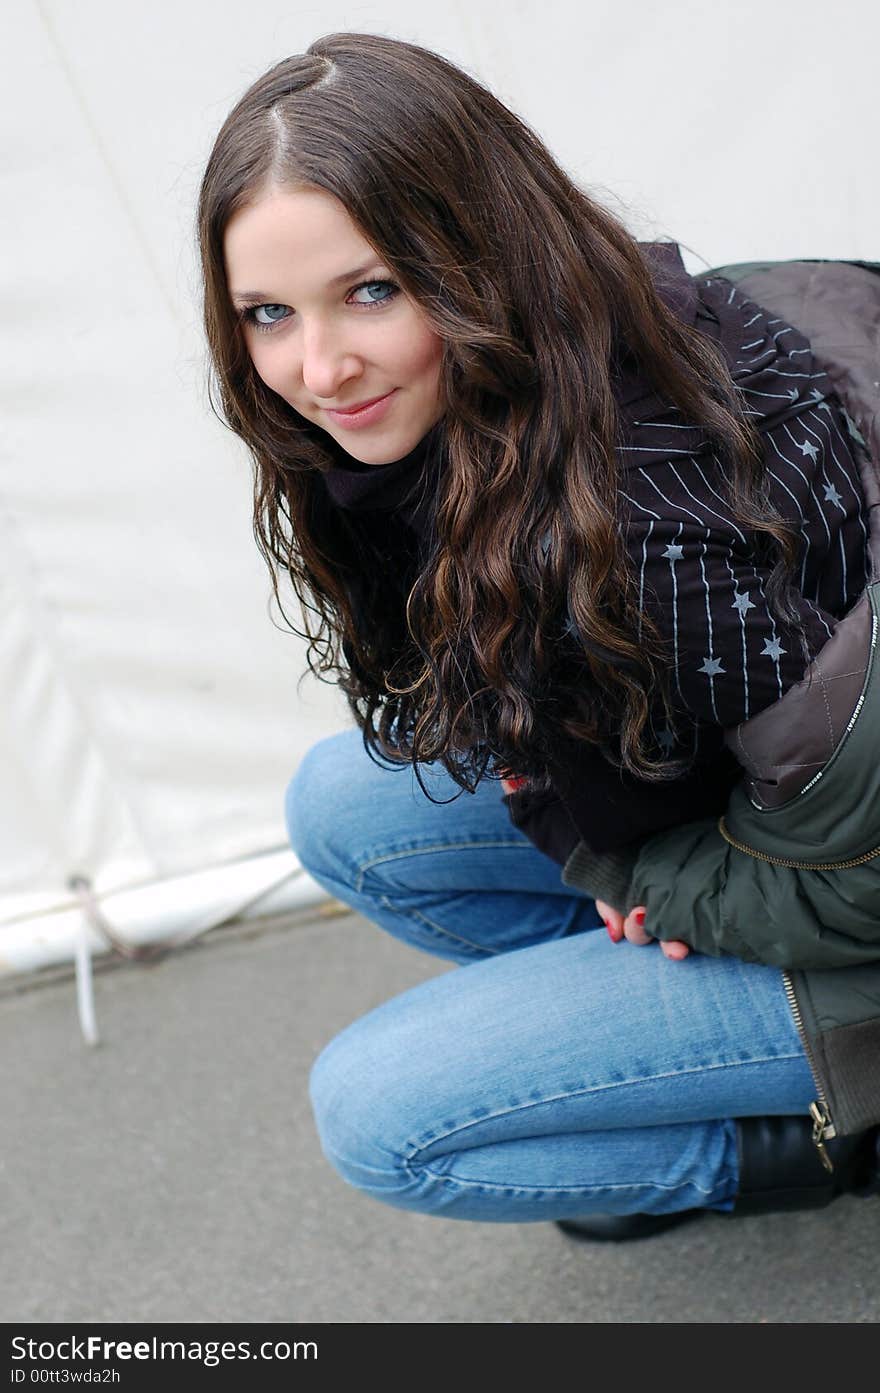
[198,32,880,1241]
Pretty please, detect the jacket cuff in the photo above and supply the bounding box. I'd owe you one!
[561,839,642,910]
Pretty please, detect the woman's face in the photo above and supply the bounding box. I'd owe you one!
[223,184,445,464]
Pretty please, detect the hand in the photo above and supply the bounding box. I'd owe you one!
[595,898,690,961]
[500,776,528,795]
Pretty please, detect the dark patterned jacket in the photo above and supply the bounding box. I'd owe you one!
[507,245,869,864]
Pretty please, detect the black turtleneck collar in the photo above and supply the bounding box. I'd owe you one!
[321,418,446,534]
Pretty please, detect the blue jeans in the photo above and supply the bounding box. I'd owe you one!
[287,729,816,1223]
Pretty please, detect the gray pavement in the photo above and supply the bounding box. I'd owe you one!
[1,907,877,1324]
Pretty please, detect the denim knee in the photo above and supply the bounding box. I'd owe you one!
[308,1022,419,1208]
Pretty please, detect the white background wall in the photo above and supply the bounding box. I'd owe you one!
[2,0,876,940]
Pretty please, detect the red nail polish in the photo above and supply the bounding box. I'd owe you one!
[633,909,646,927]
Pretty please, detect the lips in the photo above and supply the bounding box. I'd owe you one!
[323,390,398,431]
[329,392,392,415]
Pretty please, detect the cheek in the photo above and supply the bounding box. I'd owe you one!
[397,323,443,385]
[246,339,288,397]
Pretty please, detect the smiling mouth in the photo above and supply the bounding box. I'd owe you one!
[327,392,393,415]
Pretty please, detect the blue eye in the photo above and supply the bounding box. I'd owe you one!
[251,303,291,328]
[349,280,399,308]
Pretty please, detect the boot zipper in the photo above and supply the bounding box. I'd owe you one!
[782,970,836,1173]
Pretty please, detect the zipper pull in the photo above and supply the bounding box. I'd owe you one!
[809,1100,837,1174]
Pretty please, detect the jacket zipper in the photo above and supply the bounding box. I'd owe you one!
[781,970,836,1172]
[717,818,880,870]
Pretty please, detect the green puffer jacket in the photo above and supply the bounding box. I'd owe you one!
[562,258,880,1146]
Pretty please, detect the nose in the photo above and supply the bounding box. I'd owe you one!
[299,318,362,402]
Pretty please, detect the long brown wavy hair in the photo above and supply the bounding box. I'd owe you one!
[198,31,806,801]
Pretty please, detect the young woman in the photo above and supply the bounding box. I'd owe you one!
[198,32,880,1239]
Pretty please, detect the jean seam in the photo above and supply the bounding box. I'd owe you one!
[402,1052,808,1159]
[354,838,531,895]
[401,1166,736,1198]
[377,895,500,957]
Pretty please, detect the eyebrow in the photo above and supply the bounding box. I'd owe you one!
[230,263,386,307]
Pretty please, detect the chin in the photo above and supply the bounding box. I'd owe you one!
[333,432,417,467]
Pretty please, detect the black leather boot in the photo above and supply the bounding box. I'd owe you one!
[555,1115,880,1243]
[732,1114,879,1213]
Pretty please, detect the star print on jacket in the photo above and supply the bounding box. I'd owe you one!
[761,637,787,661]
[617,276,870,729]
[732,591,756,616]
